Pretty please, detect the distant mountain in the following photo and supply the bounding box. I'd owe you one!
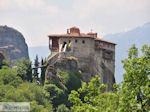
[103,22,150,83]
[0,25,29,64]
[29,46,50,62]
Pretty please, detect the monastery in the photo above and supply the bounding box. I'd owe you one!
[48,27,116,91]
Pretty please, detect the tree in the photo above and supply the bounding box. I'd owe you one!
[0,66,22,87]
[56,104,69,112]
[0,82,53,112]
[57,70,82,93]
[43,84,67,109]
[33,55,39,82]
[16,58,33,82]
[119,45,150,112]
[68,75,109,112]
[41,58,46,86]
[1,59,10,67]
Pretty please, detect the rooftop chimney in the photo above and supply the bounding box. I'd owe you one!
[67,29,70,34]
[87,32,97,38]
[70,26,80,34]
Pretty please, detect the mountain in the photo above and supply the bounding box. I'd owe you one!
[103,22,150,83]
[0,25,29,64]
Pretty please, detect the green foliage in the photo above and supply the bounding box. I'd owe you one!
[2,59,11,67]
[41,58,46,85]
[0,66,22,87]
[0,82,53,111]
[43,84,67,108]
[43,70,82,109]
[16,58,32,82]
[33,55,39,82]
[56,104,69,112]
[119,44,150,111]
[68,75,109,112]
[0,62,53,112]
[58,70,82,93]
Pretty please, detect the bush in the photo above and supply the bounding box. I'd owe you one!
[43,84,67,108]
[57,70,82,93]
[0,66,22,87]
[56,104,69,112]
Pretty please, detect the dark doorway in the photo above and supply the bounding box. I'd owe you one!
[62,42,67,48]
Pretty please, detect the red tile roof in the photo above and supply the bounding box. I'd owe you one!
[48,33,94,38]
[95,38,116,45]
[48,26,116,45]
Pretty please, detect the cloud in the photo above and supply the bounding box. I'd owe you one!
[0,0,11,8]
[0,0,60,15]
[0,0,150,46]
[73,0,150,19]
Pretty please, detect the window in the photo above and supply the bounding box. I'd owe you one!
[75,40,78,43]
[82,40,85,44]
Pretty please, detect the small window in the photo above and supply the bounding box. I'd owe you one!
[75,40,78,43]
[82,40,85,44]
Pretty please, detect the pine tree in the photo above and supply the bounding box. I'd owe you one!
[41,57,46,86]
[26,60,33,82]
[33,55,39,82]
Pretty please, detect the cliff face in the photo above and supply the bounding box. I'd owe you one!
[46,56,78,81]
[0,25,29,64]
[46,52,115,91]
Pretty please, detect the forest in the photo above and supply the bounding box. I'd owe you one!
[0,45,149,112]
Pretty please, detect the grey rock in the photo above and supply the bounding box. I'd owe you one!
[0,25,29,64]
[46,56,78,81]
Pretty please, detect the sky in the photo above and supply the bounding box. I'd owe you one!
[0,0,150,47]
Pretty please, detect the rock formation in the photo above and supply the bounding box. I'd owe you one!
[0,25,29,64]
[46,52,115,91]
[46,55,78,81]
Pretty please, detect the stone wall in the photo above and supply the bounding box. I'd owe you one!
[92,47,115,91]
[59,37,95,58]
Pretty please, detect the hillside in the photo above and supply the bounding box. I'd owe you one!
[103,22,150,83]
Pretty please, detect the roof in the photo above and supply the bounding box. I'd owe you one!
[95,38,116,45]
[48,26,116,45]
[48,33,94,38]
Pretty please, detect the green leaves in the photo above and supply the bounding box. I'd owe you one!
[43,84,67,108]
[69,75,112,112]
[0,66,22,87]
[120,44,150,111]
[16,58,32,82]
